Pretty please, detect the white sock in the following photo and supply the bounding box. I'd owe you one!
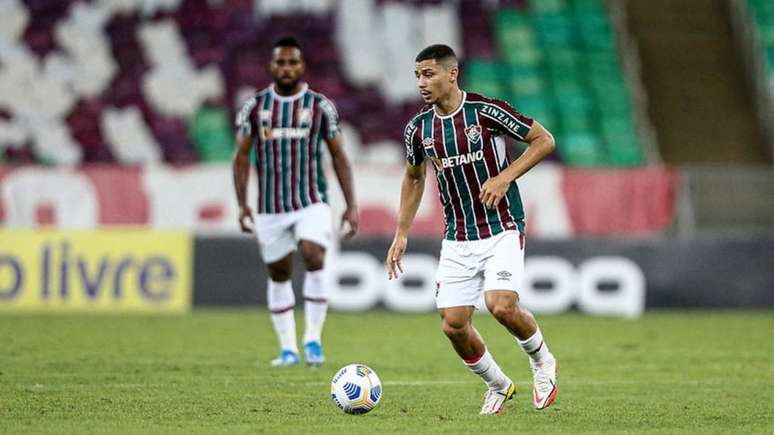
[302,269,328,344]
[463,349,510,391]
[267,279,298,353]
[518,328,551,364]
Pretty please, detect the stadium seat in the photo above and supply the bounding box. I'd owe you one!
[101,106,162,164]
[189,103,234,162]
[0,0,643,168]
[557,132,605,166]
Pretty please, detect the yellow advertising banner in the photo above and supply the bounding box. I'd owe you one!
[0,230,192,313]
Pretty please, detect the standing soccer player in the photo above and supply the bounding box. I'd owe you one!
[386,45,558,414]
[233,36,358,367]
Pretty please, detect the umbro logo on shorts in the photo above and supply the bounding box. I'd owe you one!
[496,270,512,281]
[435,281,440,298]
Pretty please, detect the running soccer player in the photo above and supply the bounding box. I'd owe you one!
[233,36,358,367]
[386,44,558,414]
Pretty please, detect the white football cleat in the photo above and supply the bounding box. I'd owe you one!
[530,355,558,409]
[479,382,516,415]
[270,350,300,367]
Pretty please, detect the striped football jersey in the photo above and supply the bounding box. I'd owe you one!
[404,91,533,241]
[236,82,339,214]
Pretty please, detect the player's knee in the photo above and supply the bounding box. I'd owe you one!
[489,302,516,322]
[301,252,324,271]
[441,318,467,339]
[268,265,292,282]
[299,244,325,271]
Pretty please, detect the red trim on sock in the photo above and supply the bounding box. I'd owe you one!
[304,296,328,303]
[463,353,484,365]
[270,305,294,314]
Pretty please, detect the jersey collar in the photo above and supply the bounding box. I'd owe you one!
[434,91,466,119]
[270,82,308,101]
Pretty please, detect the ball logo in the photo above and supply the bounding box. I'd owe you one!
[465,125,482,143]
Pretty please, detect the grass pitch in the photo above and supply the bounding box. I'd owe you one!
[1,310,773,434]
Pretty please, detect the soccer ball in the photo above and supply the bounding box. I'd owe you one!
[330,364,382,415]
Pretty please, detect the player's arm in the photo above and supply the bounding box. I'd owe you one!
[386,162,426,280]
[479,120,555,209]
[232,127,255,233]
[325,134,358,239]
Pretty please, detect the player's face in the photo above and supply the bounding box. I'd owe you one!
[414,59,456,104]
[270,47,305,89]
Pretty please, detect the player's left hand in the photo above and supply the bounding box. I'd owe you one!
[341,206,359,239]
[479,175,509,209]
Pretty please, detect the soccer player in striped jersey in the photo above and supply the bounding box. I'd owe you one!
[233,36,358,367]
[386,44,558,414]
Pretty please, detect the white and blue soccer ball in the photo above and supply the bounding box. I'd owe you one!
[330,364,382,415]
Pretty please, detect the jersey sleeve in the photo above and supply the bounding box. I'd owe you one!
[318,95,340,140]
[235,96,258,137]
[479,97,534,141]
[403,120,424,166]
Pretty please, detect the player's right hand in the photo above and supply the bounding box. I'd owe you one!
[238,205,255,233]
[386,234,407,280]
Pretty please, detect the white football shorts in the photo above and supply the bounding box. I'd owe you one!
[254,202,332,264]
[435,230,526,309]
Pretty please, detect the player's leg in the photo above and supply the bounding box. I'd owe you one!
[297,240,327,366]
[439,306,515,414]
[255,214,300,366]
[436,239,514,414]
[483,231,557,409]
[266,255,300,366]
[485,291,556,409]
[294,203,333,366]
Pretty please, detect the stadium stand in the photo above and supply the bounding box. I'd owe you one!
[0,0,644,167]
[464,0,644,167]
[748,0,774,76]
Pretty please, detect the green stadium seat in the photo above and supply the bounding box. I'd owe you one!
[189,105,234,162]
[594,90,631,115]
[749,0,774,19]
[468,80,508,100]
[465,60,504,79]
[534,14,576,49]
[557,133,606,166]
[606,137,644,167]
[545,48,582,71]
[529,0,569,14]
[504,65,549,96]
[550,73,587,96]
[557,107,596,132]
[503,45,544,67]
[571,0,605,13]
[490,1,645,166]
[494,9,533,43]
[758,24,774,45]
[464,60,509,99]
[600,115,636,140]
[576,11,612,33]
[511,95,558,130]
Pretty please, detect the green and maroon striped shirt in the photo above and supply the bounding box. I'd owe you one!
[236,83,338,214]
[404,91,533,241]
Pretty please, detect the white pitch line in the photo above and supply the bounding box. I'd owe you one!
[12,379,773,391]
[299,378,774,387]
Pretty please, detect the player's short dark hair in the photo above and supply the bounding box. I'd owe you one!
[415,44,457,63]
[273,36,303,52]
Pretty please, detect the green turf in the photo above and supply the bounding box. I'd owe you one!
[1,310,773,434]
